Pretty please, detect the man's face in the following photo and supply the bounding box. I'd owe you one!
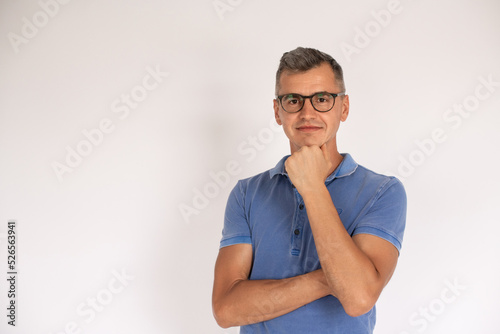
[273,62,349,154]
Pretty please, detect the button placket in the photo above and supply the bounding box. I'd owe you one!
[291,188,305,256]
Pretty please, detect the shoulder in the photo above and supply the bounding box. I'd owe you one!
[347,159,406,196]
[348,160,407,250]
[336,155,406,204]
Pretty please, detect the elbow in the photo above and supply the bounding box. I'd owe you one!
[212,279,247,328]
[344,303,374,318]
[215,318,232,329]
[212,302,234,329]
[342,293,377,318]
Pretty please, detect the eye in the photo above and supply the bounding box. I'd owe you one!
[314,93,332,104]
[284,94,302,105]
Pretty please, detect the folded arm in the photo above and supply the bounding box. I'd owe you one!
[302,185,399,316]
[285,144,401,317]
[212,243,331,328]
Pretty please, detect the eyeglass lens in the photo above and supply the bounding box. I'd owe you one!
[281,93,335,112]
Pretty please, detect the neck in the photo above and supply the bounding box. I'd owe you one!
[328,151,344,176]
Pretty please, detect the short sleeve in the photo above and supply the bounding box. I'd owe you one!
[219,180,252,249]
[352,177,407,252]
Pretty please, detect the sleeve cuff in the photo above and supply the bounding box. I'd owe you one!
[220,236,252,249]
[352,226,402,252]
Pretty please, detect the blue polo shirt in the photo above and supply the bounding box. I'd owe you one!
[220,153,407,333]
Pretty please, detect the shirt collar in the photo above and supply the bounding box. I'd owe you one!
[269,153,358,181]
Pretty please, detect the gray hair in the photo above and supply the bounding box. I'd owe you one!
[275,47,346,95]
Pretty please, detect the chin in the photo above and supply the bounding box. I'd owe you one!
[303,136,324,145]
[292,139,323,150]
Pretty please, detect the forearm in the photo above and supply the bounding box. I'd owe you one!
[213,269,330,328]
[302,186,380,316]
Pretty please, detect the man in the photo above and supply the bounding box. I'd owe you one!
[212,47,407,333]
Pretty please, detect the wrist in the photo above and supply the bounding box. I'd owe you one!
[299,183,328,200]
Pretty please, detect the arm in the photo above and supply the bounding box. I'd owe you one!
[285,144,401,317]
[212,243,330,328]
[302,186,399,316]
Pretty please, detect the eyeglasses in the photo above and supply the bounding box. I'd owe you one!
[276,92,345,113]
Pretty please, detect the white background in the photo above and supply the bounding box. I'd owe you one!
[1,0,499,333]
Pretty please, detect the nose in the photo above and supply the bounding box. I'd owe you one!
[299,97,317,118]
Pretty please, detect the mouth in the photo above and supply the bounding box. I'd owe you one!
[296,125,322,132]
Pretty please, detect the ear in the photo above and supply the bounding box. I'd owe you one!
[340,94,349,122]
[274,99,282,125]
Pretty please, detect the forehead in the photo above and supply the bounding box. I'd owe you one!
[278,62,339,95]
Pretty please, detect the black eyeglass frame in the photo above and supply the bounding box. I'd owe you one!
[276,92,346,113]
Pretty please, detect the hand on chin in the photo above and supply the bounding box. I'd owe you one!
[300,135,325,147]
[292,138,324,153]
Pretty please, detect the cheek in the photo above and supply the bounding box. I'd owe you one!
[282,122,293,136]
[280,119,296,138]
[322,117,340,135]
[279,115,293,129]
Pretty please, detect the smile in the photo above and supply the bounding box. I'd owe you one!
[297,126,322,132]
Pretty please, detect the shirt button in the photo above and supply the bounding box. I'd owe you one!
[299,204,304,210]
[294,229,300,235]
